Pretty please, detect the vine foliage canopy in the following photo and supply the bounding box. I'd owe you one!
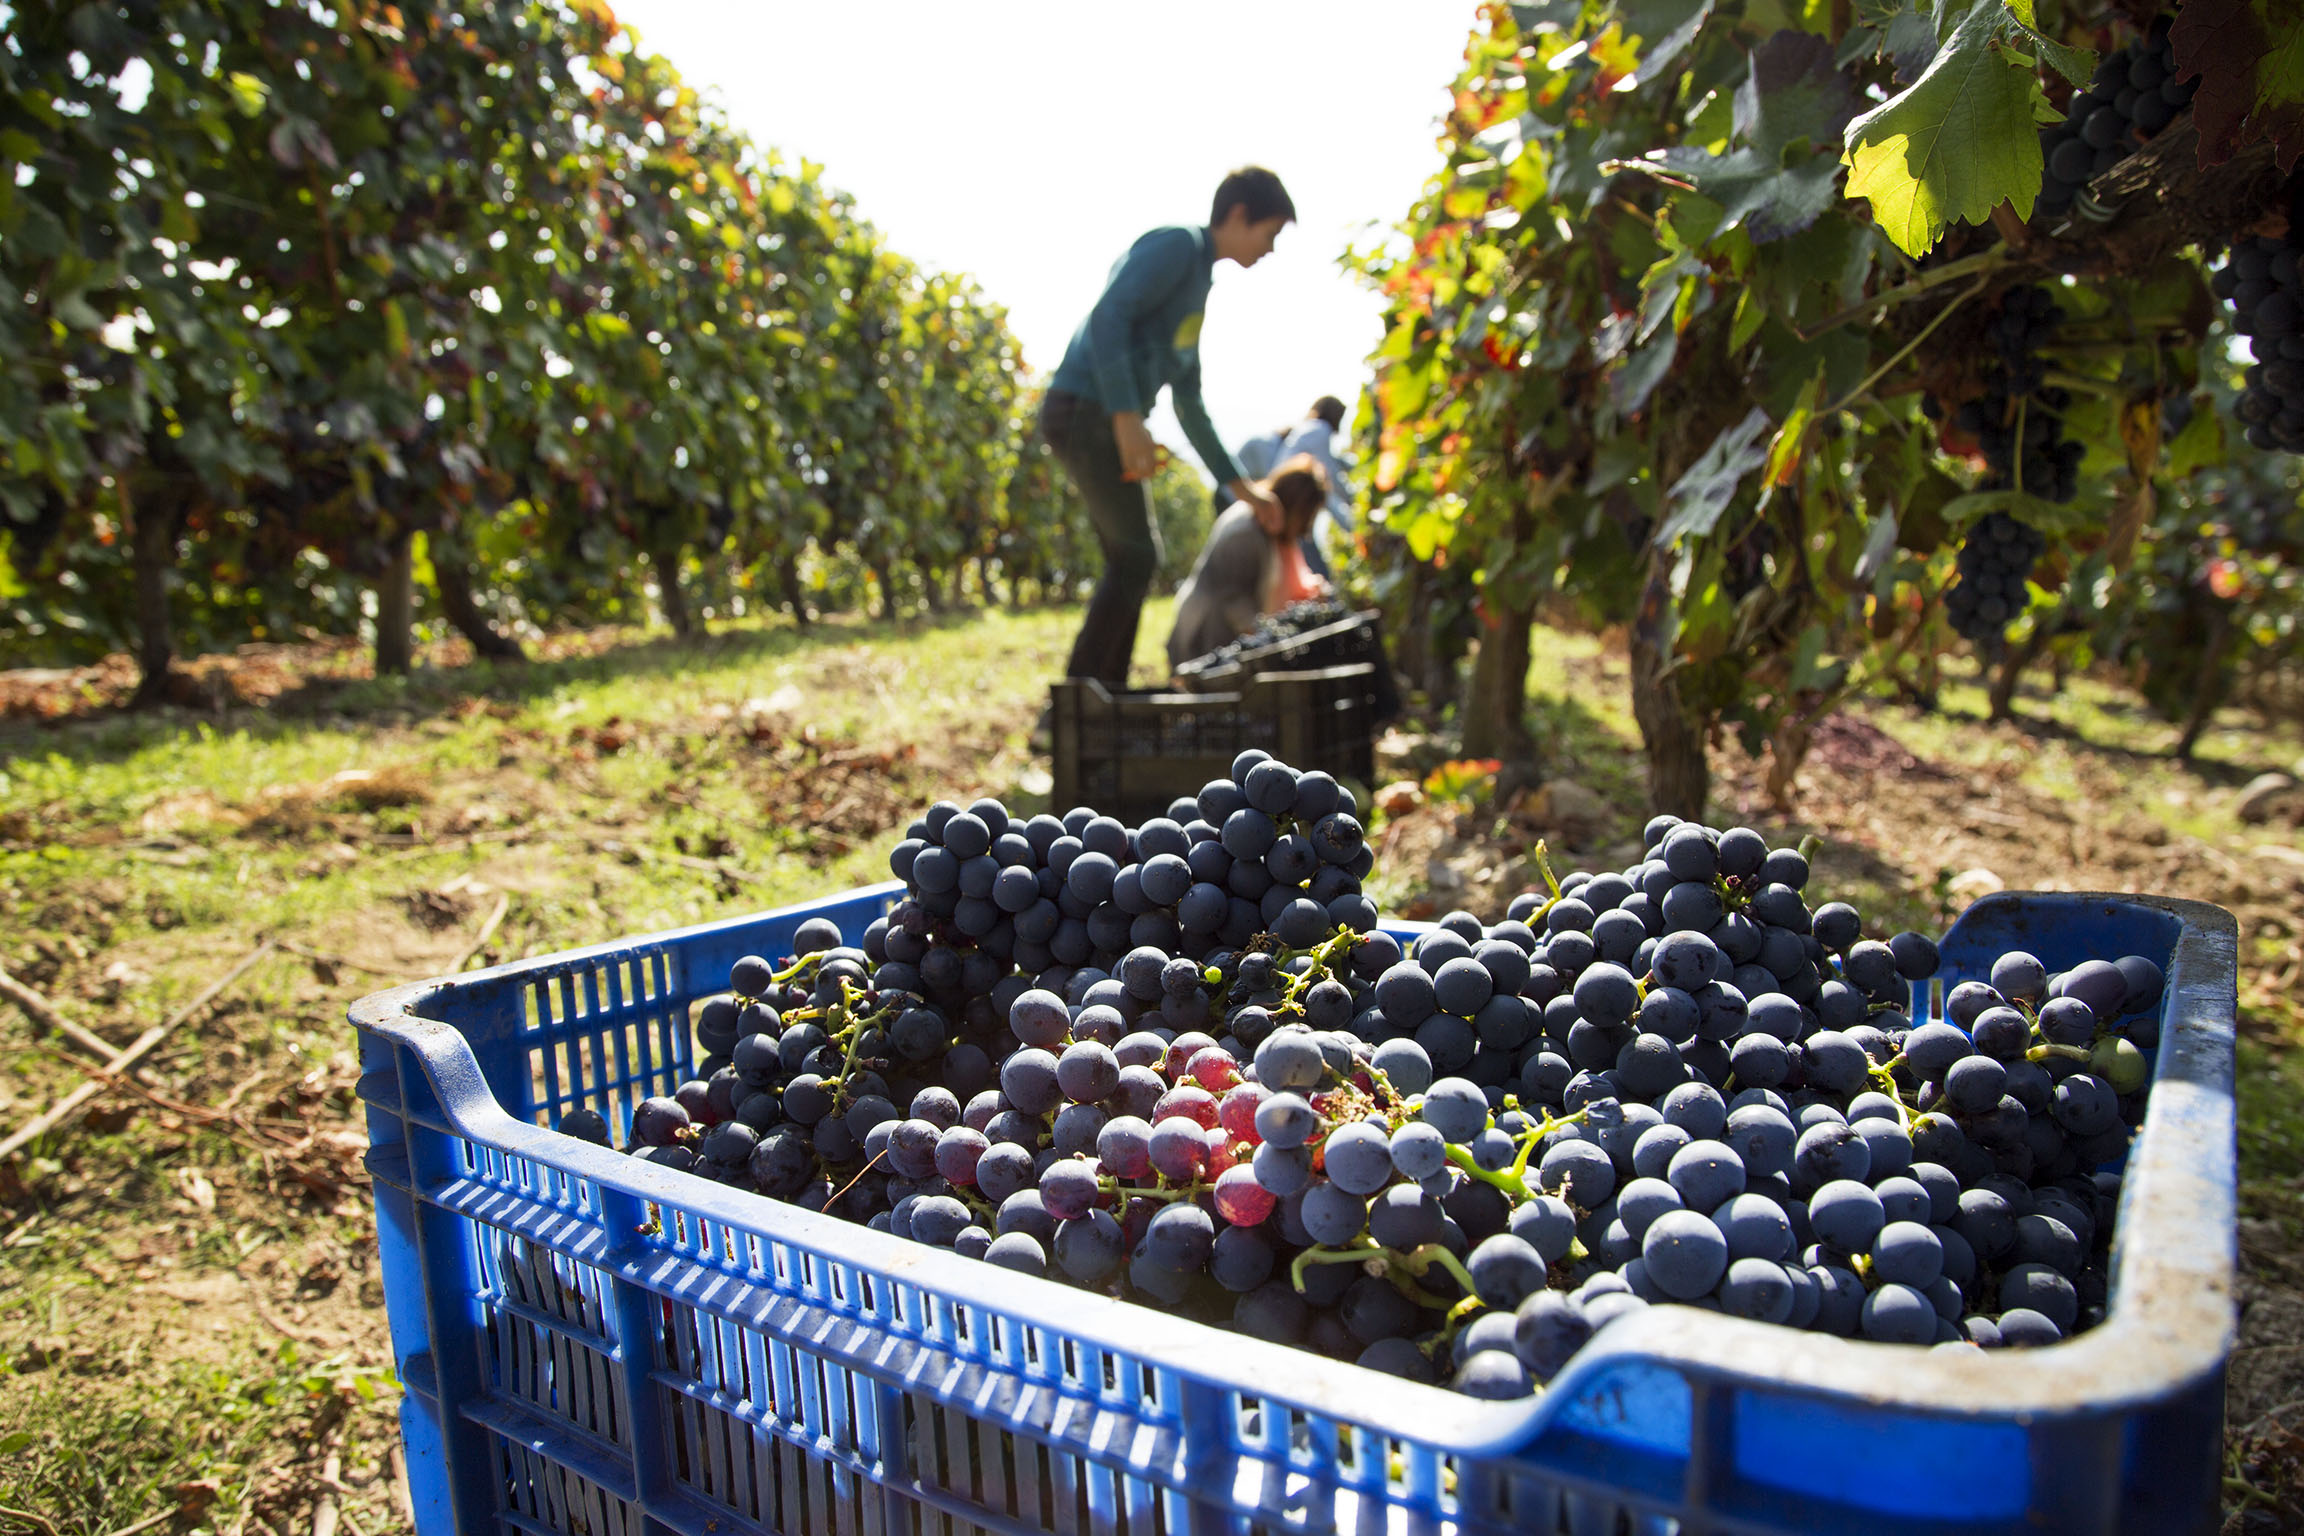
[1361,0,2303,814]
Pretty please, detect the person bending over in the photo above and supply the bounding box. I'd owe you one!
[1218,395,1356,577]
[1166,455,1330,673]
[1042,166,1294,688]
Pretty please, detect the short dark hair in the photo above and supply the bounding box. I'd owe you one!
[1212,166,1295,228]
[1311,396,1345,429]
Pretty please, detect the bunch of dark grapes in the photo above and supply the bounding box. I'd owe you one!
[1943,513,2049,645]
[896,770,1377,975]
[558,758,2170,1398]
[1176,598,1356,677]
[2036,18,2193,218]
[2213,231,2304,454]
[1962,285,2082,503]
[1936,286,2075,644]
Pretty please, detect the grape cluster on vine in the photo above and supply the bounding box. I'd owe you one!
[1931,286,2075,645]
[1943,513,2050,646]
[558,756,2166,1398]
[1961,285,2082,505]
[2215,228,2304,455]
[2036,18,2192,217]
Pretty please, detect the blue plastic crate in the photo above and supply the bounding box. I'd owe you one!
[350,886,2237,1536]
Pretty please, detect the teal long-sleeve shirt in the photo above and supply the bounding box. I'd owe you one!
[1048,225,1242,487]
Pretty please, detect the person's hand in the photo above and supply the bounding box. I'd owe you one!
[1235,480,1284,532]
[1112,412,1158,481]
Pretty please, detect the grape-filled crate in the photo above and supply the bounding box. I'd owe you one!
[353,752,2238,1536]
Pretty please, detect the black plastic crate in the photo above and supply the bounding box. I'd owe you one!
[1050,663,1376,821]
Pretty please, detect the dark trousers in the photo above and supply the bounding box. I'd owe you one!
[1044,389,1161,686]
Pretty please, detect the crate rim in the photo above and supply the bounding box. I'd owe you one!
[1174,607,1382,682]
[349,883,2236,1451]
[1052,662,1377,710]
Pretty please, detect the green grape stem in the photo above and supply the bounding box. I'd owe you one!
[1528,840,1562,901]
[1400,1241,1481,1301]
[1441,1105,1590,1201]
[1866,1060,1917,1129]
[771,952,823,986]
[1219,924,1359,1018]
[1289,1238,1386,1292]
[1288,1237,1481,1316]
[822,979,892,1103]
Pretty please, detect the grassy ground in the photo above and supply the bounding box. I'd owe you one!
[1,600,2300,1534]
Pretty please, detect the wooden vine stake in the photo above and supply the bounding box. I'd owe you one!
[0,941,277,1162]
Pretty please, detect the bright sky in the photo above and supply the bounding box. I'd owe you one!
[608,1,1480,479]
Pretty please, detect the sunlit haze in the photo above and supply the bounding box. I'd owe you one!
[608,1,1481,478]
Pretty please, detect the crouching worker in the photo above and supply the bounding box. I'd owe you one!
[1165,455,1330,673]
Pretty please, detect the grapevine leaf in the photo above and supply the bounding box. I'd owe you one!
[52,292,105,331]
[1656,406,1773,547]
[1997,0,2095,86]
[1898,467,1962,552]
[1589,434,1650,495]
[1638,256,1698,342]
[1788,623,1840,691]
[225,71,270,117]
[1841,1,2045,257]
[2104,395,2162,571]
[1647,32,1858,244]
[1592,311,1637,367]
[1623,0,1717,88]
[1687,86,1735,145]
[1881,5,1944,81]
[1761,367,1824,501]
[1737,31,1859,155]
[158,197,199,244]
[1509,0,1585,30]
[1613,329,1679,415]
[2105,479,2153,572]
[2165,402,2226,477]
[2169,0,2304,172]
[1661,141,1848,244]
[1660,192,1726,252]
[2117,394,2162,483]
[1939,487,2092,535]
[1854,508,1901,585]
[1750,317,1868,417]
[1852,0,1942,66]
